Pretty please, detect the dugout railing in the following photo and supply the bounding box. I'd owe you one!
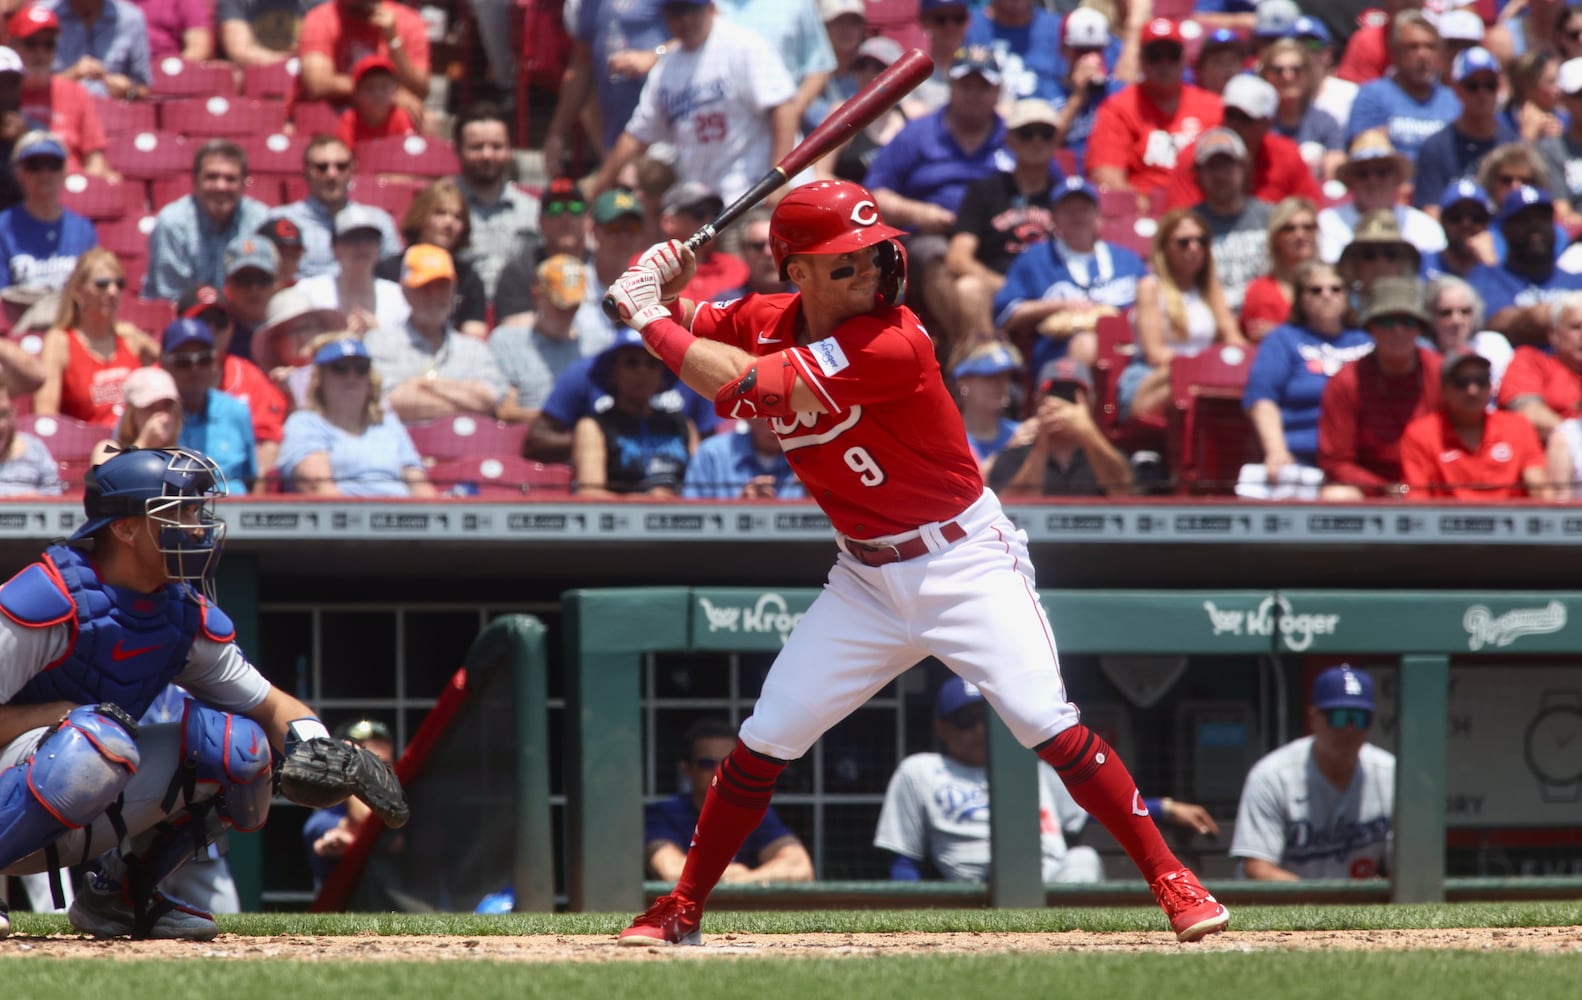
[562,587,1582,912]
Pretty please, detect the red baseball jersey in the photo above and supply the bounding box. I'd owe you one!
[690,294,983,538]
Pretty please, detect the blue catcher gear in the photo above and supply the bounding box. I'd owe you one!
[0,705,141,874]
[70,448,228,602]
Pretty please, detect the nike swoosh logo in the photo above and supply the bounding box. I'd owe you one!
[758,334,779,345]
[111,640,161,662]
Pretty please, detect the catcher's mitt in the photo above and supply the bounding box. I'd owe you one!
[278,737,410,828]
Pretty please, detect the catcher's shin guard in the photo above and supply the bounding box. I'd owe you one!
[162,699,273,833]
[0,705,140,872]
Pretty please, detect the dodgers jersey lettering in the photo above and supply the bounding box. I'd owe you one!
[690,294,983,538]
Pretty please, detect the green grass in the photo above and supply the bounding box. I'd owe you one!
[9,899,1579,937]
[1,952,1580,1000]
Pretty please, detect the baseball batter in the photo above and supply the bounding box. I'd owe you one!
[605,178,1230,945]
[1231,665,1396,880]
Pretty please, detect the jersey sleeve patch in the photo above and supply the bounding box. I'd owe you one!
[807,337,851,377]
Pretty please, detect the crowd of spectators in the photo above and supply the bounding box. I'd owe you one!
[1,0,1581,500]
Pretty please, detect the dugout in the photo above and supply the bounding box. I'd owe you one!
[563,587,1582,912]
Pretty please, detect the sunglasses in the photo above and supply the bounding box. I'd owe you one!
[1323,708,1373,730]
[230,271,274,288]
[1267,64,1304,78]
[544,199,586,217]
[1459,78,1498,93]
[944,709,986,730]
[743,239,770,253]
[1358,247,1403,263]
[1437,305,1474,317]
[1497,173,1534,187]
[19,36,56,51]
[1174,235,1207,249]
[20,156,64,172]
[1012,124,1056,142]
[600,218,644,235]
[1448,373,1491,389]
[853,58,889,74]
[927,10,969,26]
[616,352,665,369]
[1352,165,1396,181]
[326,359,371,376]
[1370,315,1422,330]
[165,351,216,370]
[1304,283,1344,295]
[309,159,352,174]
[1143,45,1183,64]
[1280,221,1318,234]
[92,276,127,290]
[1567,28,1582,41]
[1443,209,1489,226]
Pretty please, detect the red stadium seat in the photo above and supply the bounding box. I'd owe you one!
[242,58,300,99]
[118,297,177,336]
[98,215,156,290]
[149,173,194,210]
[292,101,342,140]
[105,130,190,180]
[239,130,311,176]
[1167,344,1259,495]
[1091,313,1136,432]
[513,0,574,146]
[426,455,572,497]
[280,175,308,204]
[406,415,530,465]
[59,172,139,221]
[352,176,423,219]
[356,135,460,179]
[160,96,286,139]
[150,57,237,100]
[91,95,157,139]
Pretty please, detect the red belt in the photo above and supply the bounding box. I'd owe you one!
[842,521,967,567]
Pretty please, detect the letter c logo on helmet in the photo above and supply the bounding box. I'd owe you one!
[850,200,879,226]
[769,180,906,280]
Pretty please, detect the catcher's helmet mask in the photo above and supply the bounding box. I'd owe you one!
[771,180,909,307]
[69,447,228,599]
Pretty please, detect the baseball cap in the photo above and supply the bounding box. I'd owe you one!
[1441,346,1493,380]
[223,235,279,278]
[855,35,903,68]
[333,203,385,240]
[313,337,370,366]
[161,317,215,354]
[177,284,230,321]
[12,131,64,164]
[0,47,22,75]
[401,243,456,287]
[1140,18,1184,47]
[919,0,968,12]
[8,5,58,41]
[1498,184,1554,224]
[592,188,643,225]
[935,676,985,719]
[1290,16,1332,45]
[952,342,1022,379]
[661,179,723,218]
[1439,178,1492,217]
[1310,665,1375,711]
[589,327,677,393]
[1064,7,1112,49]
[1254,0,1300,39]
[1006,98,1059,131]
[256,216,304,249]
[536,253,588,310]
[122,367,180,409]
[1452,46,1498,83]
[1222,74,1278,120]
[1195,126,1249,165]
[1561,58,1582,97]
[1436,9,1485,43]
[542,176,586,213]
[258,286,345,343]
[1052,175,1099,206]
[1198,27,1243,56]
[819,0,865,21]
[336,718,393,744]
[351,54,397,86]
[1037,357,1094,394]
[949,45,1003,85]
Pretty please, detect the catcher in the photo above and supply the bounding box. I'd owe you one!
[0,448,407,941]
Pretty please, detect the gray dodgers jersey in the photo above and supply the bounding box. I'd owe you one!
[1230,736,1396,879]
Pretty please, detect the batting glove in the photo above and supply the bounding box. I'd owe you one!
[608,267,671,332]
[636,239,694,302]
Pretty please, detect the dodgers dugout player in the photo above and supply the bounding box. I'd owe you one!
[605,178,1230,946]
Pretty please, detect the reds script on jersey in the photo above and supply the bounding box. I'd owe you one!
[690,296,982,537]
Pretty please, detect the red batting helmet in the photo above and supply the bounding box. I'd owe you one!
[769,180,905,280]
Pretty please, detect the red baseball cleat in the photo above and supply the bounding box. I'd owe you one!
[1151,868,1230,943]
[617,892,703,946]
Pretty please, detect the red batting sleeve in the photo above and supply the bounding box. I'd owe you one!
[1397,415,1442,495]
[1319,365,1389,490]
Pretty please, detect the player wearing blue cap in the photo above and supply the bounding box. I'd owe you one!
[0,448,386,940]
[1231,665,1395,880]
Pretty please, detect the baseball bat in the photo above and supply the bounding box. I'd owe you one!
[603,48,935,322]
